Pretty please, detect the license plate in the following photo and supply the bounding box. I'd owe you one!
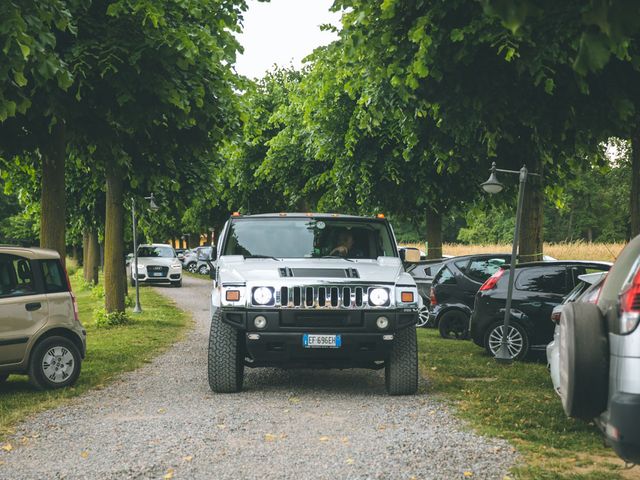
[151,272,163,277]
[303,334,341,348]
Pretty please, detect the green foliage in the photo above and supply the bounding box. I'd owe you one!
[93,307,131,328]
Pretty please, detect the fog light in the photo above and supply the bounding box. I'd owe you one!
[248,333,260,340]
[376,316,389,329]
[383,334,394,341]
[254,315,267,329]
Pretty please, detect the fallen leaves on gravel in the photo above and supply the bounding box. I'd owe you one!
[80,451,89,459]
[464,471,473,477]
[288,397,300,404]
[1,443,12,452]
[183,455,193,462]
[163,467,175,479]
[319,436,330,442]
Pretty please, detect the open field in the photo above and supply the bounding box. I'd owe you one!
[0,270,189,439]
[406,242,627,262]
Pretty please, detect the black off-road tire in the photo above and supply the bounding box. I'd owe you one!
[559,302,609,420]
[385,326,418,395]
[208,310,244,393]
[438,310,470,340]
[29,336,82,390]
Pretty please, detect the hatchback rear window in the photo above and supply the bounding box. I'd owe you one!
[41,259,68,293]
[516,267,567,294]
[434,266,456,285]
[466,258,507,283]
[0,254,35,298]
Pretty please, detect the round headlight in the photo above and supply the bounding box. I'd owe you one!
[369,288,389,306]
[376,316,389,329]
[253,287,273,305]
[254,315,267,329]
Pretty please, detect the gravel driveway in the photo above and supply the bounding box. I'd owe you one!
[0,275,517,479]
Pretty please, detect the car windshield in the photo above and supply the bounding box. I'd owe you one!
[138,246,175,258]
[222,218,397,259]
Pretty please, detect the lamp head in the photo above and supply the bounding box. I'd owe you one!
[481,163,504,194]
[148,193,160,212]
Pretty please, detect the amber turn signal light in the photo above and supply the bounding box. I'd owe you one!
[401,291,414,303]
[226,290,240,301]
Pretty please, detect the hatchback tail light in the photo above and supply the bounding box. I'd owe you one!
[430,287,437,306]
[479,268,505,291]
[619,266,640,334]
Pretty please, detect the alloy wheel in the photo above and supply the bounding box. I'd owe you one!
[488,325,524,359]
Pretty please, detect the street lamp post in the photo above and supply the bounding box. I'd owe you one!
[131,193,160,314]
[481,162,539,363]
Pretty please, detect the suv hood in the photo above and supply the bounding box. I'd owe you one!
[136,257,178,267]
[218,256,409,285]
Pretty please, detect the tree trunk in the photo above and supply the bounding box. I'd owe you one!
[104,166,125,313]
[519,159,544,262]
[631,134,640,238]
[426,207,443,259]
[86,229,100,285]
[39,121,66,264]
[82,230,89,268]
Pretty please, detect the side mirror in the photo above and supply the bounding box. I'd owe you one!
[402,248,421,263]
[206,259,216,280]
[210,246,217,261]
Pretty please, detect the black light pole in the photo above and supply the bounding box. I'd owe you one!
[481,162,539,363]
[131,193,160,314]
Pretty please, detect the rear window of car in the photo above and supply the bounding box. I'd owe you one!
[466,258,507,283]
[41,259,68,293]
[434,266,456,285]
[0,254,36,298]
[516,266,568,294]
[424,263,443,277]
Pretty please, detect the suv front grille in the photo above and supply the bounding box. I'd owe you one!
[274,285,375,309]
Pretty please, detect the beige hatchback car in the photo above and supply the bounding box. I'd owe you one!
[0,247,86,389]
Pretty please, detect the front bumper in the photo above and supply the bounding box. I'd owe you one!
[221,308,417,368]
[606,392,640,463]
[133,272,181,283]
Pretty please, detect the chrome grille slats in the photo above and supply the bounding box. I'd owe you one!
[248,284,391,309]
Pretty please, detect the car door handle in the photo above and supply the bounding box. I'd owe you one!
[25,302,42,311]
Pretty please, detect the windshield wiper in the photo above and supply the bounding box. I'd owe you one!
[245,255,282,261]
[320,255,355,262]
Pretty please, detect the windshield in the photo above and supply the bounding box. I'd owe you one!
[222,218,397,259]
[138,246,175,258]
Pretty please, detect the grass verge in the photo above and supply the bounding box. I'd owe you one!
[0,270,189,439]
[418,328,633,479]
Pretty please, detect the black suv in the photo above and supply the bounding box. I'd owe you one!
[470,261,611,360]
[428,254,511,338]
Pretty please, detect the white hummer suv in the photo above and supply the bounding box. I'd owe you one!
[207,213,421,395]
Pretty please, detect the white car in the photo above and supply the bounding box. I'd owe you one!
[547,272,607,394]
[130,244,182,287]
